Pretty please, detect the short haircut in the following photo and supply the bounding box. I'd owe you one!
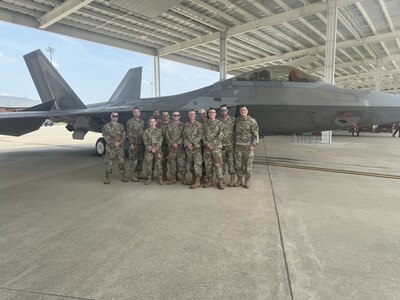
[220,104,228,109]
[132,106,140,111]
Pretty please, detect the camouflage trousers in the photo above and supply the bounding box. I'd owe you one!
[128,144,144,174]
[169,146,186,176]
[235,145,254,178]
[222,145,236,175]
[204,147,223,180]
[105,146,126,177]
[161,143,169,175]
[185,147,203,177]
[145,151,163,178]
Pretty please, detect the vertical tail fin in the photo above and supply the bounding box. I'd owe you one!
[24,49,87,110]
[108,67,142,104]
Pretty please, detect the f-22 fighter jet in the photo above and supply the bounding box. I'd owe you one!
[1,49,400,154]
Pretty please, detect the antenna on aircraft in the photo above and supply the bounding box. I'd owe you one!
[45,46,56,64]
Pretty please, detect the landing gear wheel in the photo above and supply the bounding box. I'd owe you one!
[95,138,106,156]
[351,129,359,137]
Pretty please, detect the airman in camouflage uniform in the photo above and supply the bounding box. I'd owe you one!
[159,112,171,180]
[153,109,161,123]
[234,105,259,189]
[126,107,145,182]
[203,108,224,190]
[166,111,186,185]
[183,109,203,189]
[218,104,236,187]
[197,107,207,182]
[197,108,207,124]
[143,117,164,185]
[102,112,128,184]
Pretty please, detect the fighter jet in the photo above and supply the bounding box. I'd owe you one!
[1,49,400,155]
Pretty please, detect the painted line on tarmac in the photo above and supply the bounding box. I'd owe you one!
[254,161,400,180]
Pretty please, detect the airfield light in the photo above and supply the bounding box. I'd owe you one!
[46,47,56,63]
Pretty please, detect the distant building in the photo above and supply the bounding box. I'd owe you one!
[0,95,40,112]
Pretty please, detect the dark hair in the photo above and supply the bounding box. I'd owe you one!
[132,106,140,111]
[219,104,228,109]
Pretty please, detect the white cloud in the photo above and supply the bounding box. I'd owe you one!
[0,52,3,56]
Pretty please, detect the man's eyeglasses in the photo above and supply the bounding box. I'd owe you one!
[173,114,180,116]
[200,113,206,115]
[112,115,119,118]
[220,109,228,112]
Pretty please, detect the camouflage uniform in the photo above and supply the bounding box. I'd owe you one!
[219,114,236,175]
[203,119,223,180]
[183,120,203,177]
[102,122,127,178]
[159,120,170,178]
[143,127,163,179]
[197,115,207,179]
[234,116,259,178]
[126,118,145,175]
[166,121,186,177]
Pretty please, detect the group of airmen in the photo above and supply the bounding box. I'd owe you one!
[102,104,259,189]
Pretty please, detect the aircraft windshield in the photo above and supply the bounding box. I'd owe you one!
[236,65,319,82]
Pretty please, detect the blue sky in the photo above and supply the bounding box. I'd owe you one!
[0,21,220,104]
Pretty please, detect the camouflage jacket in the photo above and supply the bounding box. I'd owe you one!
[158,120,171,143]
[183,121,203,149]
[218,115,235,147]
[126,117,145,145]
[166,121,184,147]
[197,116,208,124]
[102,122,126,149]
[203,119,223,149]
[143,127,163,151]
[235,116,259,147]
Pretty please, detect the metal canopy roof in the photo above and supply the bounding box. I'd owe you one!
[0,0,399,92]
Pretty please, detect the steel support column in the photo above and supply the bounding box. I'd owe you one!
[375,57,383,91]
[322,0,338,144]
[154,54,160,97]
[219,31,227,81]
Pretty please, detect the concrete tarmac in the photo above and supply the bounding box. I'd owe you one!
[0,126,399,299]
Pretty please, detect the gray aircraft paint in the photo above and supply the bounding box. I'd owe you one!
[1,49,400,139]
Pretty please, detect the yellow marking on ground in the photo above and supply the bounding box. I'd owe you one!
[254,160,400,180]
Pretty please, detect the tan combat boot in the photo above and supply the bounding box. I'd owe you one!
[218,179,225,190]
[228,174,236,187]
[190,172,196,185]
[168,175,177,185]
[233,176,242,187]
[144,177,152,185]
[121,175,128,182]
[131,173,139,182]
[190,176,201,189]
[137,172,146,179]
[244,177,250,188]
[103,176,111,184]
[203,178,214,188]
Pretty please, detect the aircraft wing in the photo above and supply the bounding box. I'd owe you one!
[0,101,54,136]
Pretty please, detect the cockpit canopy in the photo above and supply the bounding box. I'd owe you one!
[236,65,320,83]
